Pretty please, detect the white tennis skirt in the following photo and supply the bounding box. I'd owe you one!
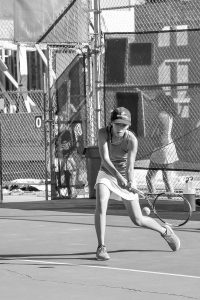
[95,170,138,201]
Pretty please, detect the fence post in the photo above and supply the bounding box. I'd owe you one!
[47,46,57,200]
[43,76,49,201]
[0,123,3,203]
[93,0,101,132]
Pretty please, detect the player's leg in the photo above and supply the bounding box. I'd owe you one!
[95,183,110,260]
[162,168,174,193]
[123,197,166,234]
[123,197,180,251]
[146,162,158,193]
[65,170,72,198]
[70,169,78,198]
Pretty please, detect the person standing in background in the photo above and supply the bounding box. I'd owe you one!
[146,93,179,194]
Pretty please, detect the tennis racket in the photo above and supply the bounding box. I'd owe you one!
[129,187,192,227]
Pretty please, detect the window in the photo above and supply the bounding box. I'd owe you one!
[176,25,188,46]
[158,26,170,47]
[105,38,127,83]
[129,43,152,66]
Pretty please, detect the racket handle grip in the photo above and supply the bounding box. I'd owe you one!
[129,187,145,198]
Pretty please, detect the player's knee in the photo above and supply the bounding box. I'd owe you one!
[131,216,143,227]
[135,217,143,227]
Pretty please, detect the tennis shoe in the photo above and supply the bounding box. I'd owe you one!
[161,225,180,251]
[96,245,110,261]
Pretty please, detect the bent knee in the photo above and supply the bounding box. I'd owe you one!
[132,216,145,227]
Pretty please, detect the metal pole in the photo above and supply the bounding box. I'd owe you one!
[47,46,56,200]
[43,72,48,201]
[93,0,101,132]
[0,123,3,203]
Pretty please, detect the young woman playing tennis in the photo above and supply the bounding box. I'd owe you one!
[95,107,180,261]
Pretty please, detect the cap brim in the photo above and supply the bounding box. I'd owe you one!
[112,119,131,125]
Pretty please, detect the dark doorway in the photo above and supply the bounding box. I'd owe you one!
[116,92,139,135]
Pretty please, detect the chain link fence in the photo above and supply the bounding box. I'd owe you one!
[0,90,46,187]
[43,0,91,199]
[0,0,92,200]
[2,0,200,198]
[37,0,90,44]
[102,28,200,193]
[47,45,89,199]
[46,0,200,197]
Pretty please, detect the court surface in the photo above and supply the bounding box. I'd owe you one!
[0,198,199,300]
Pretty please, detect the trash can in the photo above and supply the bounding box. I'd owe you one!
[85,146,101,198]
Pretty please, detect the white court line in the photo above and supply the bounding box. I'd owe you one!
[15,259,200,280]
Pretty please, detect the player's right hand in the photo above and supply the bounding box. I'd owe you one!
[117,176,127,189]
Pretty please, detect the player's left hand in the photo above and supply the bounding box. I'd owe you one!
[127,181,136,193]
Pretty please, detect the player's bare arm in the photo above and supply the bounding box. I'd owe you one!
[127,132,138,189]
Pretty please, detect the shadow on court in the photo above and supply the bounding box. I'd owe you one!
[0,198,199,300]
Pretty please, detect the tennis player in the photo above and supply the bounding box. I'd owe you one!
[95,107,180,261]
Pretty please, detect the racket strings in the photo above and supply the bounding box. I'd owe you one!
[153,194,191,227]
